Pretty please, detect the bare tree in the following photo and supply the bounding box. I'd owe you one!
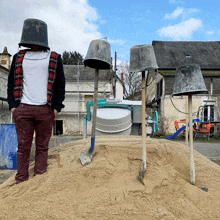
[116,61,142,99]
[124,71,142,99]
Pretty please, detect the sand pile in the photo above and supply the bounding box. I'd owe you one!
[0,136,220,219]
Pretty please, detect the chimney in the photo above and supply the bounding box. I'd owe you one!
[121,72,124,83]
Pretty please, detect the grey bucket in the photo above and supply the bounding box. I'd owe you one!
[19,18,49,50]
[129,44,158,72]
[172,64,208,96]
[84,39,111,70]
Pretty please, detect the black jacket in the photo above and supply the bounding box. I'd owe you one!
[7,52,65,112]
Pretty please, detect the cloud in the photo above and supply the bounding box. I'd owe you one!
[164,7,200,21]
[108,39,126,46]
[157,18,202,40]
[99,20,106,24]
[169,0,184,4]
[207,31,214,35]
[0,0,102,57]
[164,7,183,20]
[182,8,200,20]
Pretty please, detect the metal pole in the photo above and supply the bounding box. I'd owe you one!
[188,93,195,185]
[77,62,80,134]
[115,52,117,72]
[83,116,87,139]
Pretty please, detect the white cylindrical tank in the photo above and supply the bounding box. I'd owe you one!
[93,108,132,136]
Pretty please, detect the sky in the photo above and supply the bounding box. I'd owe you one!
[1,0,220,67]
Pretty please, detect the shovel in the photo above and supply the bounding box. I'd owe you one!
[138,71,147,185]
[79,68,99,166]
[188,93,208,192]
[188,93,195,185]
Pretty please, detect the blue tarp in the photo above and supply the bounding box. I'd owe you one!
[0,124,17,169]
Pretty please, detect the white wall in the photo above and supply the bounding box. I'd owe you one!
[0,68,8,100]
[162,95,209,135]
[115,80,123,99]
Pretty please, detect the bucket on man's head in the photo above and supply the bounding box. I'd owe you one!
[19,18,49,50]
[0,124,18,170]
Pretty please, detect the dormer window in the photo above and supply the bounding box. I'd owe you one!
[185,52,191,57]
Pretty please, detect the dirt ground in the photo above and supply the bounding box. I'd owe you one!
[0,136,220,219]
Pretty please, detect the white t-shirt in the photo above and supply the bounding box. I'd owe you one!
[21,51,51,105]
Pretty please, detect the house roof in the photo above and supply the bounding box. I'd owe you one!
[152,41,220,70]
[64,65,112,81]
[0,64,9,72]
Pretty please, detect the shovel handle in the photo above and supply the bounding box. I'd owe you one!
[188,93,195,184]
[142,71,146,170]
[88,68,99,154]
[91,68,99,137]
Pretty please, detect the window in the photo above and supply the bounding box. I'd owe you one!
[203,105,214,122]
[53,120,63,135]
[156,79,163,99]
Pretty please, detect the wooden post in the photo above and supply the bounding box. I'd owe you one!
[185,96,189,146]
[142,71,146,171]
[91,68,99,139]
[188,93,195,185]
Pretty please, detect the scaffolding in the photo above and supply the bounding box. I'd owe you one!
[61,65,111,134]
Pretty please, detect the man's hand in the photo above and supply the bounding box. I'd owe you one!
[54,109,58,116]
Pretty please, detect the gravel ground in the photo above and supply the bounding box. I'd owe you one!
[173,140,220,160]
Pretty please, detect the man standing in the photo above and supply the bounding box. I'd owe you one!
[7,18,65,184]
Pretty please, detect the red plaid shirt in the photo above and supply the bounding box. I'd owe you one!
[14,50,58,104]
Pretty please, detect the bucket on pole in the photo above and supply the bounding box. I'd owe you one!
[172,64,208,96]
[79,39,111,166]
[172,64,208,188]
[0,124,18,170]
[129,44,158,185]
[129,44,158,72]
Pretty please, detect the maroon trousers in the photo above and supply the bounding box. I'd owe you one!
[13,104,55,184]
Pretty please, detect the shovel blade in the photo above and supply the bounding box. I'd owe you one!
[138,170,145,185]
[79,152,97,166]
[138,162,146,185]
[199,187,208,192]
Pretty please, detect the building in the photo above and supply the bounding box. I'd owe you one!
[146,41,220,135]
[0,47,11,124]
[0,47,11,70]
[54,65,124,135]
